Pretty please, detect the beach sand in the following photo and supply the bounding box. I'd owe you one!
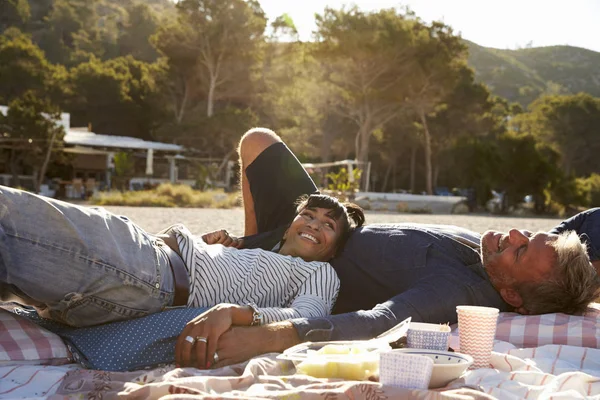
[103,206,563,236]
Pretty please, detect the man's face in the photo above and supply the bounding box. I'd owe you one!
[481,229,557,307]
[279,207,343,261]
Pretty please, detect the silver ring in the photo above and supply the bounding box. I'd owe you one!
[185,335,195,344]
[196,336,207,344]
[213,351,219,363]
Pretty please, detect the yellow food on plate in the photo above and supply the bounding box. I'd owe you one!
[296,345,378,380]
[316,344,351,355]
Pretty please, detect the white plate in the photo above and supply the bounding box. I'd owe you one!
[279,340,390,361]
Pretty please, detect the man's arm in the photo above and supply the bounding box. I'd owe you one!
[213,321,300,367]
[211,305,399,368]
[212,298,419,368]
[550,208,600,273]
[214,275,503,366]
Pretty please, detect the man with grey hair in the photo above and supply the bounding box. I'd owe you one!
[193,128,600,369]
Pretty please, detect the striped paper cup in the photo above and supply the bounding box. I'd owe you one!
[456,306,499,369]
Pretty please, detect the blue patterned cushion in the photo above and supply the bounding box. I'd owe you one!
[15,307,208,371]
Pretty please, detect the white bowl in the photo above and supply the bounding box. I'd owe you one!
[393,349,473,388]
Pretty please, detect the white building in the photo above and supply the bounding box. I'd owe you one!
[0,106,196,196]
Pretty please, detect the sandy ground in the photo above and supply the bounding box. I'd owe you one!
[102,206,565,237]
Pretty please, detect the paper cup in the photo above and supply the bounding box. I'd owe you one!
[379,350,433,389]
[407,322,451,351]
[456,306,499,369]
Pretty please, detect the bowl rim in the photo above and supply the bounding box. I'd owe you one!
[408,322,451,333]
[392,348,474,367]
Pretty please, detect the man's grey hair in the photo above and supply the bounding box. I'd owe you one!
[516,231,600,315]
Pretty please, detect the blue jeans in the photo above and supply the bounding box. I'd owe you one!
[0,185,174,327]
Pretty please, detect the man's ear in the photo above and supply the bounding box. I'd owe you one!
[499,288,523,309]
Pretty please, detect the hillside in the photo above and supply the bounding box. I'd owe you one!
[466,41,600,106]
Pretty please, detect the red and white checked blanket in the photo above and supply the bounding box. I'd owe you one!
[0,309,69,365]
[450,304,600,351]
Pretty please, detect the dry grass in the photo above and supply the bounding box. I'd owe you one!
[91,183,240,208]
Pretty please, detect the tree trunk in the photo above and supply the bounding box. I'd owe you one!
[381,157,394,192]
[320,129,334,163]
[357,125,371,166]
[215,148,235,182]
[9,148,20,188]
[409,145,417,193]
[354,129,361,161]
[357,125,372,190]
[176,78,189,124]
[37,128,59,193]
[207,76,216,117]
[433,164,439,190]
[419,109,433,195]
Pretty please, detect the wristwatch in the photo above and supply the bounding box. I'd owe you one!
[247,303,264,326]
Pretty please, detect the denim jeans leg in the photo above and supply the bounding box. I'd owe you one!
[0,185,174,327]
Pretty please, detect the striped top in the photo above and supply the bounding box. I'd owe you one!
[165,224,340,324]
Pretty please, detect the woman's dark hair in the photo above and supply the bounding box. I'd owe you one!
[294,193,365,257]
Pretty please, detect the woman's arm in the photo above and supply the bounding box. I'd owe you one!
[175,261,338,369]
[253,261,340,323]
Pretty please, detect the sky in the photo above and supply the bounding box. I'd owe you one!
[258,0,600,52]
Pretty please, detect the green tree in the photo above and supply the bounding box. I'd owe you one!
[0,92,65,191]
[154,0,266,119]
[428,65,495,189]
[514,93,600,177]
[117,2,160,62]
[68,55,167,139]
[313,7,418,168]
[371,111,420,192]
[34,0,102,65]
[492,132,561,212]
[112,151,134,190]
[402,21,466,194]
[0,28,65,104]
[0,0,30,32]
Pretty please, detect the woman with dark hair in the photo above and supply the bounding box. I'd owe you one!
[170,192,364,368]
[0,185,364,369]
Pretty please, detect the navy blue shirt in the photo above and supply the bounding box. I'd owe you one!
[549,208,600,262]
[288,224,509,341]
[244,210,600,342]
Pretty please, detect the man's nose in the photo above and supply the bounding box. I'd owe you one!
[508,229,528,245]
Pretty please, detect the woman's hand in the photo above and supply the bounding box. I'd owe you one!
[175,304,254,369]
[201,230,244,248]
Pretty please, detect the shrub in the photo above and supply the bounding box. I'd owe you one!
[576,174,600,208]
[91,183,239,208]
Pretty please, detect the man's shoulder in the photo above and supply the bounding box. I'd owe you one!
[334,223,482,272]
[346,223,480,246]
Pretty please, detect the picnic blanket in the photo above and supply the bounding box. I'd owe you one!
[1,307,599,399]
[2,344,599,399]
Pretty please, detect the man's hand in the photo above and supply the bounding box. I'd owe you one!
[201,230,243,248]
[211,322,301,368]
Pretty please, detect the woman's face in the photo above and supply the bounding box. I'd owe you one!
[279,206,344,261]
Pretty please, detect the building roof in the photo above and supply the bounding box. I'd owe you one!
[65,128,184,152]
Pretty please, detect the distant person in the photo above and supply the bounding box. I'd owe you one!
[197,127,599,369]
